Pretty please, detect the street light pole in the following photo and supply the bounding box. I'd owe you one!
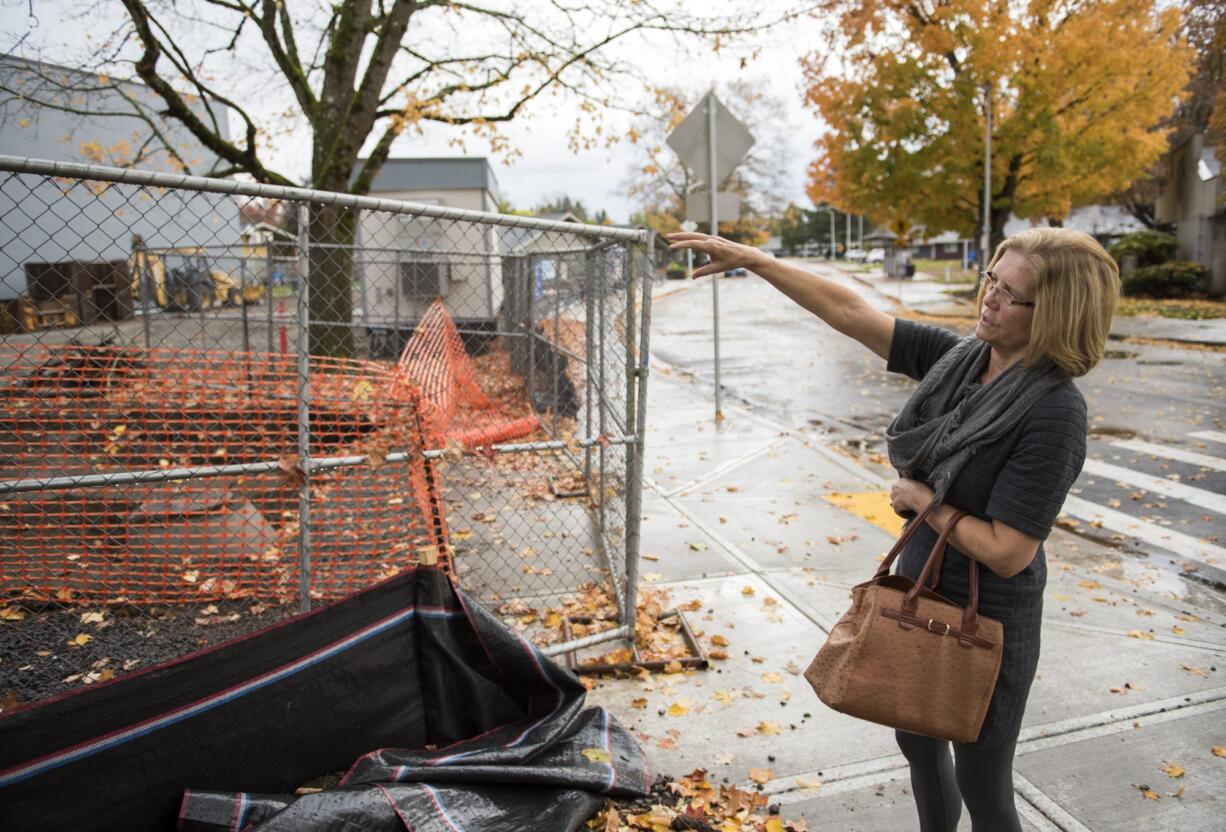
[981,82,992,274]
[708,93,723,421]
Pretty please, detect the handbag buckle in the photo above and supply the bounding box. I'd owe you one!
[926,618,950,636]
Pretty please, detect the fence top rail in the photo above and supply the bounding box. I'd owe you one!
[0,154,649,244]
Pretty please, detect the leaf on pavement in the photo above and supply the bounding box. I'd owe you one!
[1160,761,1185,778]
[761,672,783,684]
[67,633,93,648]
[757,721,781,736]
[1127,630,1154,641]
[0,606,26,621]
[748,768,774,784]
[667,700,691,717]
[1211,746,1226,758]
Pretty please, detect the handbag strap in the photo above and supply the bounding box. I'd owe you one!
[871,499,939,580]
[902,510,966,615]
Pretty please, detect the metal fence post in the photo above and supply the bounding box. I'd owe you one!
[583,250,596,486]
[266,243,274,353]
[239,249,250,354]
[296,203,312,612]
[526,256,536,409]
[622,236,654,631]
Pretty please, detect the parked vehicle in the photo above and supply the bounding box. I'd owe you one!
[866,248,886,263]
[845,248,868,262]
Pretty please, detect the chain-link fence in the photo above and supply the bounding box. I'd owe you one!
[0,155,654,709]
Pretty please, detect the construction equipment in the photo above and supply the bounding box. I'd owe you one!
[130,237,264,312]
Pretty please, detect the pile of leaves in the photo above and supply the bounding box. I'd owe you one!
[590,769,810,831]
[509,583,697,669]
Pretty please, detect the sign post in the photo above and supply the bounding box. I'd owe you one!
[667,92,754,422]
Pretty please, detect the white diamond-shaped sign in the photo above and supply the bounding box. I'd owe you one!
[666,92,754,187]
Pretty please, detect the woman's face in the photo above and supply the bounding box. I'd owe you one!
[975,250,1036,355]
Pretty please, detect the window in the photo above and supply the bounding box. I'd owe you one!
[400,260,449,298]
[943,243,959,254]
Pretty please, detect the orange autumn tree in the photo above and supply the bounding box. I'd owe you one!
[802,0,1194,251]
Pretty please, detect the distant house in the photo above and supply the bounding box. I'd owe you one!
[1155,133,1224,295]
[0,53,239,302]
[1003,204,1147,248]
[911,230,973,262]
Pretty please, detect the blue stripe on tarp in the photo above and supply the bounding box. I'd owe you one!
[0,605,462,790]
[420,782,465,832]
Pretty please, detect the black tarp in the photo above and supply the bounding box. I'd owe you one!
[0,567,649,831]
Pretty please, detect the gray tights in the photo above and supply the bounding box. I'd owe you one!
[894,730,1022,832]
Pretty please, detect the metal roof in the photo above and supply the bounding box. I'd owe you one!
[356,157,501,203]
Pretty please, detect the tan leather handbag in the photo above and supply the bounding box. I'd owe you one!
[804,506,1004,743]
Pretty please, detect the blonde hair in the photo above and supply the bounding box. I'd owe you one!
[978,228,1120,377]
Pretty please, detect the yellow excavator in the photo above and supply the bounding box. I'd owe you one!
[129,237,264,312]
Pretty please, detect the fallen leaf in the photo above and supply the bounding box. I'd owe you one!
[761,672,783,684]
[711,634,729,646]
[1172,626,1185,636]
[712,690,735,705]
[1136,784,1160,800]
[0,607,26,622]
[1052,593,1072,602]
[1211,746,1226,758]
[581,747,612,763]
[1160,761,1185,778]
[708,650,729,661]
[631,697,648,709]
[1127,630,1155,641]
[796,776,823,791]
[688,541,709,552]
[748,768,774,784]
[68,633,93,648]
[786,661,802,675]
[1078,580,1103,590]
[663,660,684,674]
[757,721,781,736]
[741,586,755,597]
[667,700,691,717]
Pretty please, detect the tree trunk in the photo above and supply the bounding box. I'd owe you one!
[305,201,357,358]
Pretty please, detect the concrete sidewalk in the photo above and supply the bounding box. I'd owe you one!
[586,280,1226,830]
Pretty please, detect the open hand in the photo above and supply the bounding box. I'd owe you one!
[665,232,767,279]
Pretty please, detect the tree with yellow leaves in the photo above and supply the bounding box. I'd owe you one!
[802,0,1194,252]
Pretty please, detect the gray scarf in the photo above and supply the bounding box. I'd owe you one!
[885,336,1068,507]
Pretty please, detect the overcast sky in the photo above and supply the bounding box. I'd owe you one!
[2,2,829,223]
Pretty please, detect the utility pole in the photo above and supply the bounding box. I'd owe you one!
[708,94,722,419]
[845,212,851,257]
[981,82,992,274]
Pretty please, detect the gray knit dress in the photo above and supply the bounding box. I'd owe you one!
[887,319,1088,748]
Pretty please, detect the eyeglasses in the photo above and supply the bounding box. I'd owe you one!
[983,271,1035,307]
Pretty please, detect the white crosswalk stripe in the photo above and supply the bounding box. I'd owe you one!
[1060,494,1226,563]
[1189,430,1226,447]
[1081,458,1226,515]
[1109,438,1226,473]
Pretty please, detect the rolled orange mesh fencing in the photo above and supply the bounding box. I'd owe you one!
[0,343,447,604]
[391,299,540,446]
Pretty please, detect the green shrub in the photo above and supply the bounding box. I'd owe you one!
[1108,231,1178,268]
[666,261,687,279]
[1121,261,1207,298]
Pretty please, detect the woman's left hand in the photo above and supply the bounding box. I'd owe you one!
[889,478,934,516]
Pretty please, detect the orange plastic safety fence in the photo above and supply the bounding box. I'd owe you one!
[389,299,501,442]
[0,343,448,604]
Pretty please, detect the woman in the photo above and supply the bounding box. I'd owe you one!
[665,228,1119,832]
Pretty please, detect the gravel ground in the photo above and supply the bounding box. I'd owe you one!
[0,598,295,710]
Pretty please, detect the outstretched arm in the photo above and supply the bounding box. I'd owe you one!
[666,232,895,360]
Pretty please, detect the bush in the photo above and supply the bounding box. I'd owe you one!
[1121,261,1208,298]
[1108,230,1177,269]
[665,262,687,280]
